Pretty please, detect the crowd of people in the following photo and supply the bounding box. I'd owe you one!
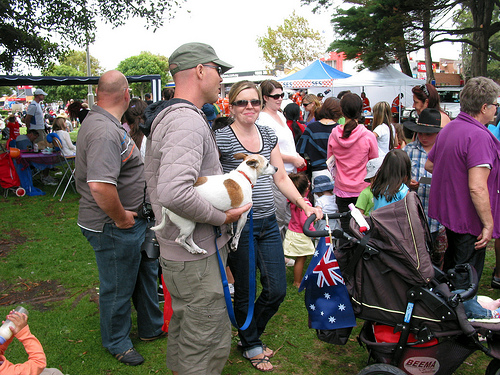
[4,41,500,374]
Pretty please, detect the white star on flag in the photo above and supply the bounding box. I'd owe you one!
[309,304,316,311]
[328,316,336,323]
[320,311,324,316]
[324,293,331,299]
[338,304,346,311]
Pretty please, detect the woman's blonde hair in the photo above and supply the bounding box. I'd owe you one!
[52,117,67,131]
[228,80,262,109]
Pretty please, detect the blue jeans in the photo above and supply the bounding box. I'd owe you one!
[82,218,164,355]
[228,215,287,358]
[455,290,494,319]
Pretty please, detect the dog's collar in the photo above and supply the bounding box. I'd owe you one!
[238,170,254,188]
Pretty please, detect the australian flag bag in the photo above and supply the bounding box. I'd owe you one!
[299,236,356,345]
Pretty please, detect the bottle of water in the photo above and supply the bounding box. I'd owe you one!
[0,306,29,344]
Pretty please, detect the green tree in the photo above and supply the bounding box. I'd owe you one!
[40,65,89,103]
[59,50,104,76]
[453,5,500,80]
[303,0,500,78]
[257,11,326,71]
[0,0,184,73]
[39,50,104,102]
[117,52,170,98]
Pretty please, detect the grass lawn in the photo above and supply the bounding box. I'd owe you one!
[0,132,498,374]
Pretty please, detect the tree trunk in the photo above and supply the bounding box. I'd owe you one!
[423,9,435,83]
[468,0,493,77]
[398,53,412,77]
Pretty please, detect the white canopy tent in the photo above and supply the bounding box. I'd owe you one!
[331,65,423,113]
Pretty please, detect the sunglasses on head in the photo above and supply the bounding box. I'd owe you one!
[420,84,430,97]
[232,99,262,108]
[267,93,285,100]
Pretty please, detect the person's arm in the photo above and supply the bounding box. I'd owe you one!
[2,311,47,374]
[468,166,493,249]
[271,145,322,220]
[24,114,32,129]
[88,182,137,229]
[424,159,434,173]
[281,153,306,169]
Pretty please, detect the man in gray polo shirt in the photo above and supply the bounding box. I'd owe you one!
[76,70,164,366]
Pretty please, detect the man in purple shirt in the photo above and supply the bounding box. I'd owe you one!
[425,77,500,289]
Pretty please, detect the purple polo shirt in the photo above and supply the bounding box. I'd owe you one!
[428,112,500,238]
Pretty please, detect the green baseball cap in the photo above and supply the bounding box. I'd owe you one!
[169,42,233,76]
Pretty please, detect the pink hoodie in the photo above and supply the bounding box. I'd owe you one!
[327,124,378,194]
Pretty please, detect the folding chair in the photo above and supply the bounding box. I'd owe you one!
[51,137,76,201]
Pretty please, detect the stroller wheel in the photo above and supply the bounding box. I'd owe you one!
[486,359,500,375]
[357,363,406,375]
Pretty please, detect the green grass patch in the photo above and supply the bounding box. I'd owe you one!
[0,179,498,374]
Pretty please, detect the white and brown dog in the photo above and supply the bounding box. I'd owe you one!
[151,153,277,254]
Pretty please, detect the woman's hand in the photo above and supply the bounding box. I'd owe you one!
[293,154,306,169]
[409,179,419,191]
[304,205,323,221]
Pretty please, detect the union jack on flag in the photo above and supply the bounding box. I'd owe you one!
[299,237,356,330]
[313,245,344,287]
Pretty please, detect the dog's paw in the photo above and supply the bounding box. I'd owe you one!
[230,238,239,251]
[187,247,208,255]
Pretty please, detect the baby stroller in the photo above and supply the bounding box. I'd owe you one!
[303,192,500,375]
[0,145,25,198]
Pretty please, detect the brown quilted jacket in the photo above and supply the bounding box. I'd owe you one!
[144,101,230,261]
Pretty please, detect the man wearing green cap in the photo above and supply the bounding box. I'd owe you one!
[144,43,251,374]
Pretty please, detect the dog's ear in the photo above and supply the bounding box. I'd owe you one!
[246,159,259,169]
[234,153,248,160]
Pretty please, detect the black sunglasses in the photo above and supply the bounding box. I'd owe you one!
[202,64,222,76]
[232,99,261,108]
[302,102,311,106]
[267,93,285,100]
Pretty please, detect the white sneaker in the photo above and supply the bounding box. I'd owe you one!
[285,258,295,267]
[42,176,57,186]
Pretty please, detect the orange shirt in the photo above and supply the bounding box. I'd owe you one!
[0,325,47,375]
[292,92,303,106]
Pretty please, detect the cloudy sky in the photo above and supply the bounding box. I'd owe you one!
[88,0,461,74]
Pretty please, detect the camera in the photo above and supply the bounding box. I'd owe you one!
[141,222,160,259]
[137,202,155,221]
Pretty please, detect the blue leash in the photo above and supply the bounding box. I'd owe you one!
[215,209,255,330]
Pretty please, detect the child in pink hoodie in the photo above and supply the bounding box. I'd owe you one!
[0,309,63,375]
[327,93,378,234]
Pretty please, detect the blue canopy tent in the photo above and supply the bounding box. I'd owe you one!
[278,60,351,90]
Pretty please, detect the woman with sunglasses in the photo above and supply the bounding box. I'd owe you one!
[215,80,322,372]
[257,80,306,240]
[412,83,451,126]
[301,93,321,125]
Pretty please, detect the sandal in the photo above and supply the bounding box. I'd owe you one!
[249,355,274,372]
[262,344,274,358]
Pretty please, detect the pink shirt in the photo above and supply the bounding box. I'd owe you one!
[288,198,315,233]
[327,124,378,195]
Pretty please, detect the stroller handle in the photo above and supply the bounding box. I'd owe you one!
[448,264,479,305]
[303,212,352,238]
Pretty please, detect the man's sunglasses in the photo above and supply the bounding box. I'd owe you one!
[232,99,262,108]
